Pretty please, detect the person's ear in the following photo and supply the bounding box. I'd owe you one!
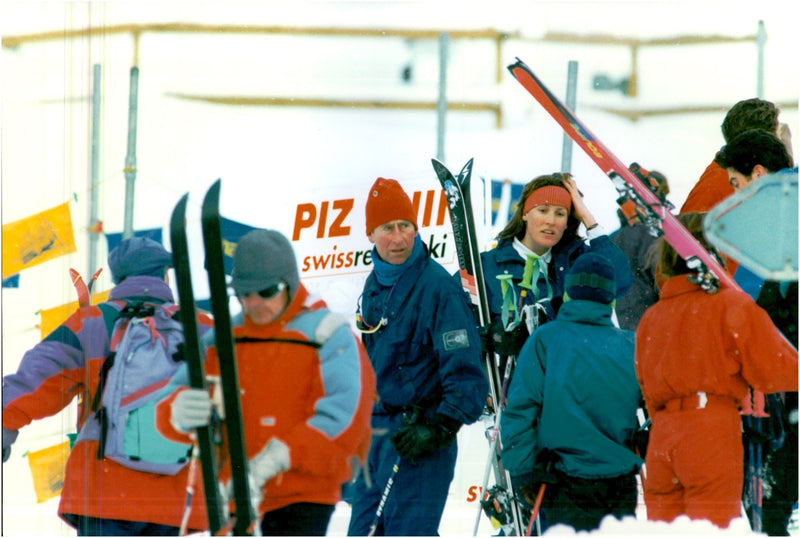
[752,164,769,179]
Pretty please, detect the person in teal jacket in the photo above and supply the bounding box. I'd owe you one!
[501,252,643,532]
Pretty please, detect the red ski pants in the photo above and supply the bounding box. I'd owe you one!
[644,399,743,528]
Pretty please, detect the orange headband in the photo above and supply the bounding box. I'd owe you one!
[523,185,572,214]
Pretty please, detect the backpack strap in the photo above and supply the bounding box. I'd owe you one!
[234,336,321,349]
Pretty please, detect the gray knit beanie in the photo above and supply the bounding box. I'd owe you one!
[231,230,299,297]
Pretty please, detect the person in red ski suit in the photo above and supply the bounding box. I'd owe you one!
[2,237,214,536]
[159,229,376,536]
[635,213,798,529]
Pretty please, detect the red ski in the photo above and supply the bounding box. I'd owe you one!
[507,58,737,293]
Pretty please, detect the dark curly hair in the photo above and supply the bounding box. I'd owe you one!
[716,129,793,175]
[721,98,779,143]
[496,173,581,247]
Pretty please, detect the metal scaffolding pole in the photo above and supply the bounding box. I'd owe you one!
[122,66,139,239]
[88,64,101,273]
[436,32,449,163]
[561,61,579,174]
[756,20,766,99]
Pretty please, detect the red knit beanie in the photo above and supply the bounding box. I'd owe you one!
[365,177,418,235]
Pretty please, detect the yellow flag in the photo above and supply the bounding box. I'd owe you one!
[26,440,71,503]
[2,202,77,279]
[39,289,111,338]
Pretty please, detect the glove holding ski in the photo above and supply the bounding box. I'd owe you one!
[391,414,461,461]
[226,438,290,515]
[518,449,560,504]
[171,388,213,432]
[489,318,529,357]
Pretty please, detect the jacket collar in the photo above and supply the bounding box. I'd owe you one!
[109,276,174,303]
[659,275,733,299]
[557,299,615,326]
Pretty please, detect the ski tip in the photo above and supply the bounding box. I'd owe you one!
[170,193,190,231]
[507,57,525,72]
[458,158,474,179]
[201,179,222,214]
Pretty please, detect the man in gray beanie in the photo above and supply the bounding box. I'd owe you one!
[501,252,643,533]
[164,228,375,536]
[228,229,300,323]
[3,235,215,536]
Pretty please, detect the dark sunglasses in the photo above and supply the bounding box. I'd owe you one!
[241,281,287,299]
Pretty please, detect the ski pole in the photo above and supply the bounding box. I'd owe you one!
[525,483,546,536]
[368,456,401,536]
[473,355,516,535]
[179,444,201,536]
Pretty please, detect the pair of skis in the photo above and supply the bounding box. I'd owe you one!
[433,158,526,536]
[170,180,254,536]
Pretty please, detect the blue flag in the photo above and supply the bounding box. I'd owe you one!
[490,179,524,227]
[105,228,164,254]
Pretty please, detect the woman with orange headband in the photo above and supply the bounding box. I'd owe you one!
[480,172,633,355]
[478,172,633,530]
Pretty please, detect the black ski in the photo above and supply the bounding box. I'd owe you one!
[201,179,255,535]
[433,158,524,536]
[169,194,225,534]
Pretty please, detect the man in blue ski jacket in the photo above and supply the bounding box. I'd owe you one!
[347,177,488,536]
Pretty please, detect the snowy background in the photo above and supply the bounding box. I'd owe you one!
[1,0,798,536]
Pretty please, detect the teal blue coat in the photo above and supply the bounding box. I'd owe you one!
[501,299,642,480]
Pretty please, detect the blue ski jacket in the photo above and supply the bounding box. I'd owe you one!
[480,234,633,324]
[501,299,642,481]
[360,243,487,425]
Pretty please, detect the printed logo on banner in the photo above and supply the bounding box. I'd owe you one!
[291,186,458,279]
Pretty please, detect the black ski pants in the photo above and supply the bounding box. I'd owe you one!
[260,502,335,536]
[540,470,638,533]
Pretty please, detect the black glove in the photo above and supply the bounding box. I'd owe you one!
[2,446,10,463]
[633,427,650,458]
[489,318,528,357]
[390,414,460,461]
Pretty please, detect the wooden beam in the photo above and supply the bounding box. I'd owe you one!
[2,22,516,48]
[541,31,757,47]
[589,101,798,122]
[165,93,504,128]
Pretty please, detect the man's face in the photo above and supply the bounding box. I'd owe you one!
[728,164,768,191]
[368,220,417,265]
[238,282,290,325]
